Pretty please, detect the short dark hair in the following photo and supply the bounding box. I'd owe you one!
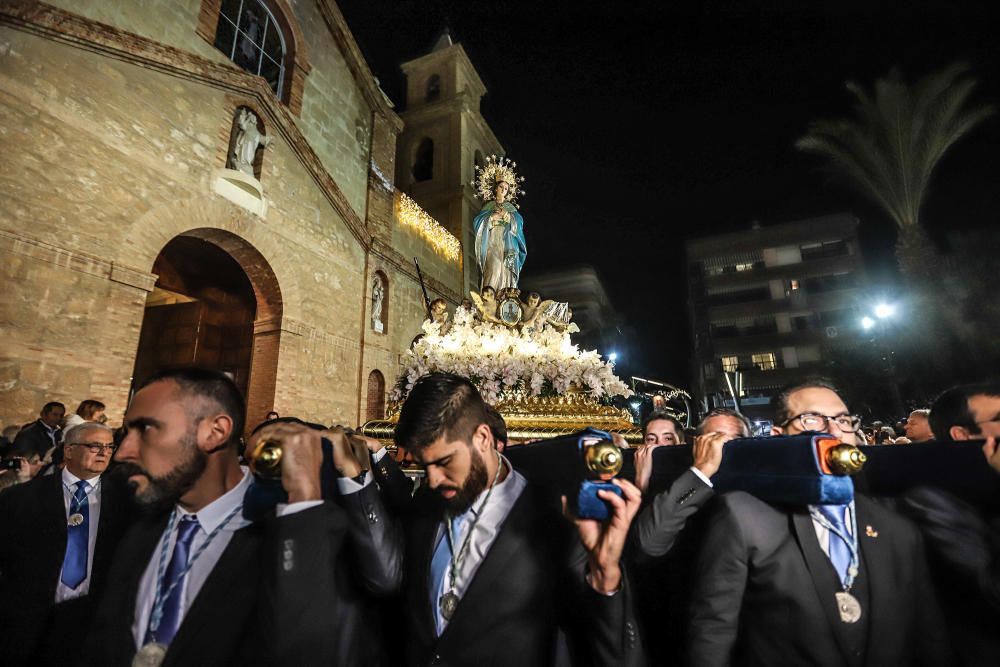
[484,403,508,446]
[141,368,246,446]
[394,373,489,452]
[642,410,686,443]
[696,408,751,437]
[930,381,1000,441]
[76,399,106,419]
[770,377,841,426]
[42,402,65,414]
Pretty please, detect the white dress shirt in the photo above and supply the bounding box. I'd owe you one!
[432,455,527,635]
[55,468,102,602]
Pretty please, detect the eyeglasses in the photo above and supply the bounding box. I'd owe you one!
[783,413,862,433]
[68,442,116,454]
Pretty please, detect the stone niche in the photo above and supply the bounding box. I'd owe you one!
[214,107,271,216]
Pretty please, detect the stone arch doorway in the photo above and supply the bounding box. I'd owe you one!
[131,229,283,431]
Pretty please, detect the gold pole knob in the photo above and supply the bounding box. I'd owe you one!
[825,443,867,475]
[584,441,624,479]
[249,438,284,479]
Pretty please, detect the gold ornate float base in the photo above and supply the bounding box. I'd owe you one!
[361,388,642,446]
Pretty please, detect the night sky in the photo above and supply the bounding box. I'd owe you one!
[338,0,999,387]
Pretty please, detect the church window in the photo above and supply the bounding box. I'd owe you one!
[414,138,434,182]
[214,0,287,97]
[426,74,441,102]
[366,370,386,422]
[474,150,484,170]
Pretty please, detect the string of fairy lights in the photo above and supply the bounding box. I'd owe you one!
[396,192,462,263]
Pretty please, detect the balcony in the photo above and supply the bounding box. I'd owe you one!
[702,253,860,289]
[712,328,831,356]
[706,287,859,321]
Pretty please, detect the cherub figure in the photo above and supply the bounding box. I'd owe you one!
[470,286,503,324]
[426,298,452,336]
[521,292,555,330]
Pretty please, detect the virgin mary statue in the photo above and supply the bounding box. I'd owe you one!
[472,155,526,292]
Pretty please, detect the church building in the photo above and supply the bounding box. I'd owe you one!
[0,1,500,430]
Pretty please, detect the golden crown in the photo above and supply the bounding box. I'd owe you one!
[472,154,526,207]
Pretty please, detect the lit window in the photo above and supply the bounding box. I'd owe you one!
[790,279,799,290]
[752,352,777,371]
[721,356,739,373]
[735,262,754,272]
[215,0,286,97]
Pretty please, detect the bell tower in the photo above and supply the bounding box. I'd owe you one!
[397,29,503,295]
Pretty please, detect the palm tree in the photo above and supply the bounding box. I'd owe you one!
[796,63,993,284]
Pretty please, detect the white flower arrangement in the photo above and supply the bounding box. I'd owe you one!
[393,311,633,405]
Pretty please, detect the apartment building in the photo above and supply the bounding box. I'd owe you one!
[686,213,866,417]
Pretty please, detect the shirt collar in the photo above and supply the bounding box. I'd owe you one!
[176,467,251,532]
[62,467,101,490]
[40,420,58,434]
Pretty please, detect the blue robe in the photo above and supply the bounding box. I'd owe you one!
[472,201,527,291]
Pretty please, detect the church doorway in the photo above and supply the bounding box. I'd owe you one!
[131,231,283,430]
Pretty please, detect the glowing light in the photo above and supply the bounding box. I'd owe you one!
[861,316,876,330]
[874,303,895,319]
[608,352,618,363]
[395,192,461,263]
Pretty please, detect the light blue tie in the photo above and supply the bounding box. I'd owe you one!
[429,514,465,633]
[817,504,852,586]
[61,481,90,589]
[146,515,200,645]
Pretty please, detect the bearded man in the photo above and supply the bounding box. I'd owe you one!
[392,372,645,667]
[85,368,365,666]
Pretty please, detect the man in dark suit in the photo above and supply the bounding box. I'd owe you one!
[86,368,387,666]
[898,381,1000,666]
[391,372,645,667]
[0,421,131,666]
[12,401,65,459]
[630,408,750,666]
[689,378,949,667]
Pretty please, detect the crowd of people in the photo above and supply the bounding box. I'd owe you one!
[0,371,998,666]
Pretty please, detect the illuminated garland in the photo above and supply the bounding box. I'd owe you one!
[395,192,462,263]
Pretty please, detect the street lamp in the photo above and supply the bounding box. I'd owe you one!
[859,300,902,417]
[608,352,618,363]
[873,303,895,319]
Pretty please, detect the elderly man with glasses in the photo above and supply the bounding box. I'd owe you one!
[0,422,133,666]
[689,378,948,667]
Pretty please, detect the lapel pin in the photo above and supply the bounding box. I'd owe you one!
[865,525,878,538]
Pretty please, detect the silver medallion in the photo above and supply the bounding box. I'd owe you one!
[439,590,459,620]
[835,591,862,624]
[68,513,84,527]
[132,642,168,667]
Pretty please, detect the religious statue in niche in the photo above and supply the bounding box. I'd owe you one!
[229,108,272,177]
[371,277,384,333]
[472,155,526,292]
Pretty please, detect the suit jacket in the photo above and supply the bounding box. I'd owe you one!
[634,467,714,558]
[12,420,59,459]
[402,482,644,667]
[689,491,950,667]
[0,470,131,666]
[371,449,415,515]
[630,467,716,667]
[85,499,364,667]
[901,487,1000,667]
